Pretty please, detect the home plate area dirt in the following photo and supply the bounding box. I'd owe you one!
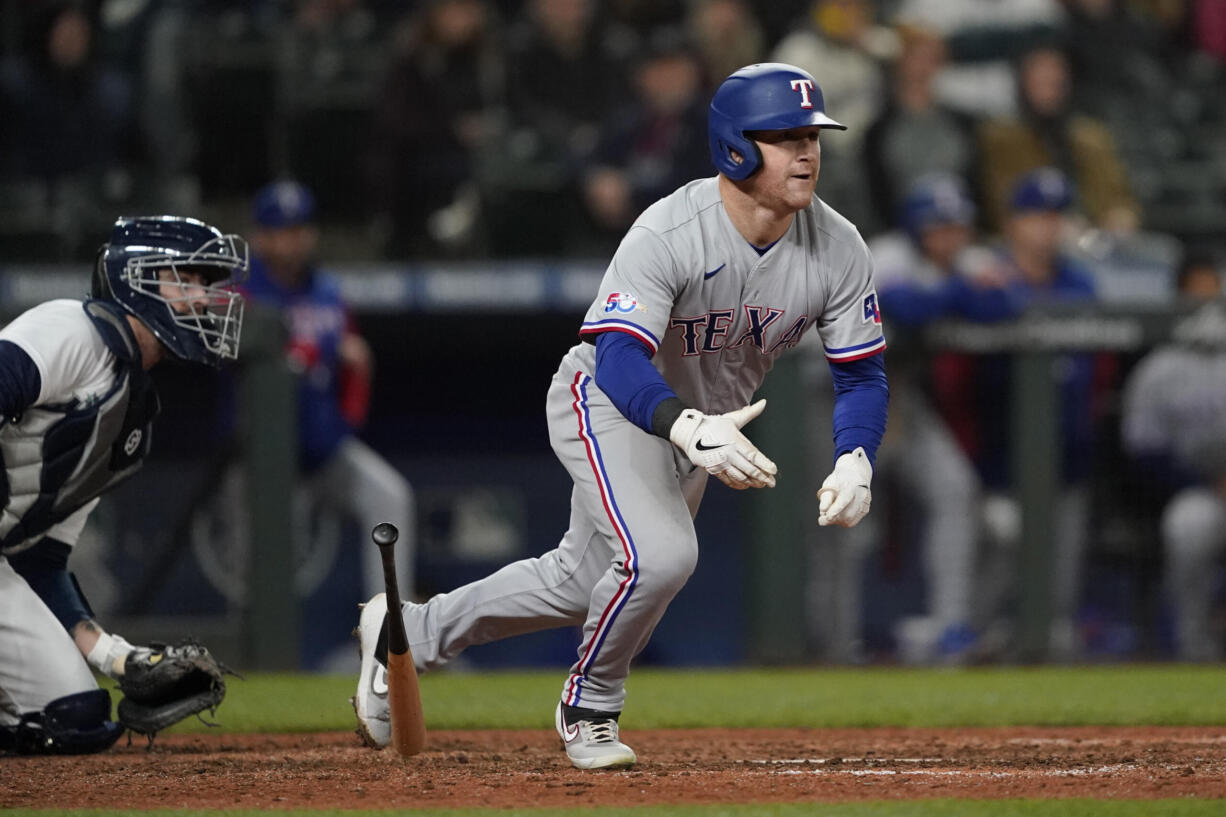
[4,726,1225,810]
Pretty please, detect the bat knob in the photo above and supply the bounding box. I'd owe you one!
[372,522,399,548]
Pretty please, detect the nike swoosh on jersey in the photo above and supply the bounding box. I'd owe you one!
[372,665,389,696]
[703,264,726,280]
[694,439,725,451]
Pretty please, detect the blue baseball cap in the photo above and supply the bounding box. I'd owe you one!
[252,180,317,228]
[900,173,976,238]
[1008,167,1073,213]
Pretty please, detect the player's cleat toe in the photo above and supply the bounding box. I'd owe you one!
[353,593,391,750]
[555,702,636,770]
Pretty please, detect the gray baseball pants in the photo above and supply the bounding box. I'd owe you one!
[397,361,706,713]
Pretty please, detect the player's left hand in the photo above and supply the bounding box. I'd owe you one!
[669,399,778,490]
[817,447,872,527]
[116,640,235,738]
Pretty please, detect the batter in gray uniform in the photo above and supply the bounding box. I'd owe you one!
[353,63,890,769]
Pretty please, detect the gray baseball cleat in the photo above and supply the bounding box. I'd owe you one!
[555,701,637,770]
[350,593,391,749]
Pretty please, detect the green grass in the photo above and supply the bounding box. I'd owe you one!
[129,664,1226,735]
[5,802,1224,816]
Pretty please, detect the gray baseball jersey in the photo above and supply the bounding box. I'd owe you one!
[1122,344,1226,479]
[394,178,884,713]
[569,176,885,413]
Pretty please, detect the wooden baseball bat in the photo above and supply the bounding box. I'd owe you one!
[371,522,426,757]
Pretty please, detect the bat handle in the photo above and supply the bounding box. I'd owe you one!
[371,522,410,656]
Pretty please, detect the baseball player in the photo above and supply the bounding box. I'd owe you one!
[963,167,1100,660]
[353,63,888,768]
[859,173,1009,664]
[1122,284,1226,661]
[0,216,247,753]
[237,181,415,605]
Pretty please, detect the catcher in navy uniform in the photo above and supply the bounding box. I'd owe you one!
[0,216,244,754]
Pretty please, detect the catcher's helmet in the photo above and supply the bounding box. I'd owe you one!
[900,173,976,240]
[92,216,248,366]
[708,62,845,181]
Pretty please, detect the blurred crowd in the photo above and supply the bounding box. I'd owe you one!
[2,0,1225,263]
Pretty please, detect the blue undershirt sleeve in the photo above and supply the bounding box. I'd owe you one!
[594,331,678,434]
[829,352,889,467]
[0,340,42,418]
[6,538,93,632]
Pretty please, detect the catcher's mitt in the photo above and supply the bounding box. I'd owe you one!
[116,641,235,737]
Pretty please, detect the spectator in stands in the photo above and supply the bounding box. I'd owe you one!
[488,0,631,255]
[1121,257,1225,661]
[367,0,501,257]
[580,29,709,251]
[1173,248,1226,301]
[600,0,688,36]
[242,180,416,605]
[0,0,136,255]
[771,0,891,227]
[857,174,1013,664]
[1062,0,1176,116]
[686,0,766,92]
[977,40,1139,234]
[278,0,391,220]
[1193,0,1226,62]
[862,25,979,235]
[772,0,890,141]
[891,0,1065,118]
[964,168,1102,660]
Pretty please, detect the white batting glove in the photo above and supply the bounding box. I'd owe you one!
[669,399,777,490]
[817,447,873,527]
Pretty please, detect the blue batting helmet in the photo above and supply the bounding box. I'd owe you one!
[900,173,977,240]
[252,180,317,228]
[708,63,845,181]
[93,216,248,367]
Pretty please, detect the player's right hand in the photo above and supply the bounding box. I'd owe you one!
[669,399,777,490]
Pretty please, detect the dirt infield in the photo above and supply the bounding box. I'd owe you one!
[4,726,1225,810]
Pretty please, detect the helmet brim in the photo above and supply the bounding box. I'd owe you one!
[742,110,846,132]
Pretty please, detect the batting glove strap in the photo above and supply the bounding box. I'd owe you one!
[817,446,873,527]
[668,399,777,490]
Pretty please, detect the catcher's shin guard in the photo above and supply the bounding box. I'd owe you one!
[0,690,123,755]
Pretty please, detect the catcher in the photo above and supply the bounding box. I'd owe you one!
[0,216,243,754]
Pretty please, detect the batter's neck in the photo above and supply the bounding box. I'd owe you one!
[719,176,795,247]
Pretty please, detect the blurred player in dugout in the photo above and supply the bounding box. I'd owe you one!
[1122,254,1226,661]
[242,181,415,607]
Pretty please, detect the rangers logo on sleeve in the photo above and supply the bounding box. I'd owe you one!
[604,292,641,314]
[862,291,882,324]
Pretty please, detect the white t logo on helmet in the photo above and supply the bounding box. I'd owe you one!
[789,78,815,109]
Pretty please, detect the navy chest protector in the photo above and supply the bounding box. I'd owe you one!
[0,301,160,555]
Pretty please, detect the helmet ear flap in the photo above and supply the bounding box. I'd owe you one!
[709,108,762,180]
[91,245,113,299]
[725,133,762,182]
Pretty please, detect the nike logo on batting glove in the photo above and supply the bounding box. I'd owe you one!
[668,400,777,489]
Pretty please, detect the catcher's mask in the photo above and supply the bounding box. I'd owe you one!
[93,216,248,367]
